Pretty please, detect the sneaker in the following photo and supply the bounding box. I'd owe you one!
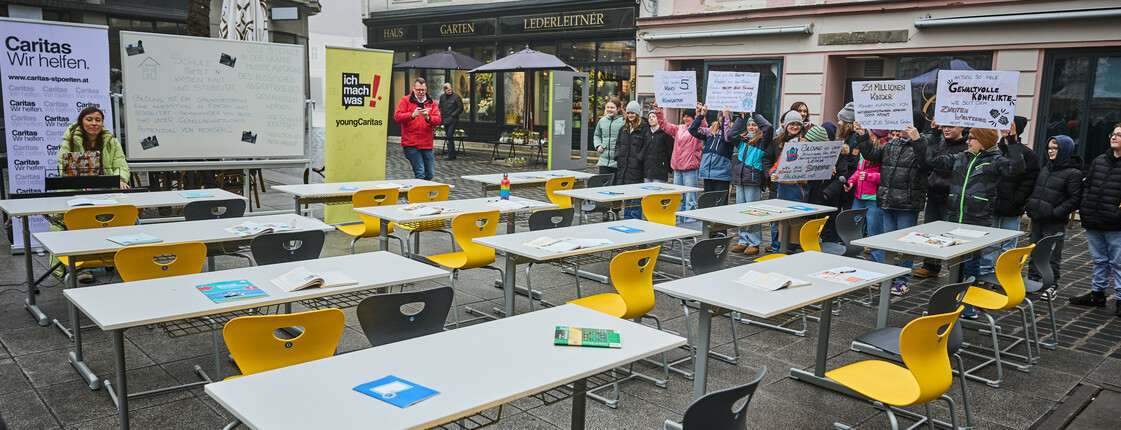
[77,270,94,284]
[912,267,938,278]
[743,246,759,255]
[731,244,748,253]
[1069,291,1106,307]
[890,281,909,296]
[1039,287,1057,301]
[962,305,979,319]
[862,247,871,255]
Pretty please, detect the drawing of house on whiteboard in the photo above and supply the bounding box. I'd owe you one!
[137,57,161,80]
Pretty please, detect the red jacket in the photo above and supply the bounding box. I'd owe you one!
[393,93,441,149]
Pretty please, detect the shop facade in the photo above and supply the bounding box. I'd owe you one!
[637,0,1121,157]
[363,0,638,147]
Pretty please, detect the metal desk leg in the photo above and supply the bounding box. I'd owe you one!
[572,198,583,226]
[692,303,713,400]
[571,377,587,430]
[22,216,48,326]
[778,220,789,254]
[112,329,129,430]
[503,252,516,318]
[379,219,389,253]
[63,258,99,389]
[948,260,962,284]
[293,196,301,216]
[481,183,488,198]
[789,300,852,391]
[701,221,711,238]
[876,250,899,329]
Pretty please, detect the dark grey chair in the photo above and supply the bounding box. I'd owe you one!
[580,173,618,223]
[184,198,249,269]
[668,236,741,379]
[679,190,727,233]
[977,232,1063,350]
[249,230,326,266]
[664,366,766,430]
[834,208,868,258]
[356,286,454,347]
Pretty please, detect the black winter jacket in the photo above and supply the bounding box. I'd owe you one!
[994,137,1041,217]
[644,127,674,182]
[1080,151,1121,231]
[921,139,1025,226]
[614,123,648,185]
[852,133,929,212]
[924,129,969,202]
[1025,156,1083,222]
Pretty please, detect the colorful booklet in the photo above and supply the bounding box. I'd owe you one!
[178,190,214,198]
[733,270,811,291]
[554,326,622,348]
[608,225,644,234]
[224,221,295,237]
[808,266,886,286]
[106,233,163,246]
[196,280,268,303]
[740,209,770,216]
[354,376,439,408]
[271,267,358,292]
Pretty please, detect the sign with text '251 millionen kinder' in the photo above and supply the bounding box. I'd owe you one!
[851,80,913,129]
[934,70,1019,129]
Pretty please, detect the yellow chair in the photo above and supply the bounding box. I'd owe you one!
[959,245,1037,388]
[114,242,207,282]
[58,204,139,279]
[427,210,504,328]
[641,193,687,277]
[223,308,345,378]
[336,188,406,254]
[827,307,965,430]
[797,216,828,253]
[544,176,575,208]
[394,184,454,256]
[568,246,670,407]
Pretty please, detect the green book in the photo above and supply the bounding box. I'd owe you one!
[554,326,621,348]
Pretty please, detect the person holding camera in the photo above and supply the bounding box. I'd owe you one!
[393,77,441,180]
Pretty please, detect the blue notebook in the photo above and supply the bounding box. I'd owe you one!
[355,375,439,408]
[788,205,814,211]
[178,191,214,198]
[608,225,644,233]
[196,280,268,303]
[338,186,359,191]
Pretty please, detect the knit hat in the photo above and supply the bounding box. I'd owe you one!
[804,125,828,142]
[1014,116,1028,136]
[870,129,889,138]
[837,102,856,123]
[782,110,803,128]
[970,128,1000,149]
[821,122,837,141]
[625,100,641,115]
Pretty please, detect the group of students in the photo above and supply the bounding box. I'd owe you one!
[592,97,1121,319]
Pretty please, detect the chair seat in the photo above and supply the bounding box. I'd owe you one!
[962,286,1014,310]
[826,360,921,406]
[820,242,847,256]
[1023,278,1044,294]
[975,273,1000,286]
[753,254,787,262]
[337,221,391,238]
[853,327,904,356]
[568,293,627,318]
[427,251,469,269]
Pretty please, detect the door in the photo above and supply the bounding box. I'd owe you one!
[1038,49,1121,158]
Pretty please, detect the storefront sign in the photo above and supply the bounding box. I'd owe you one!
[851,80,913,128]
[501,7,634,35]
[373,24,415,43]
[934,70,1018,129]
[421,19,495,39]
[704,71,760,113]
[654,71,696,109]
[774,140,844,182]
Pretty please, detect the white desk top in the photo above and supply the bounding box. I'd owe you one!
[33,214,332,257]
[473,220,699,261]
[460,170,595,186]
[553,182,703,203]
[655,251,908,319]
[0,189,246,217]
[676,199,835,227]
[204,304,685,430]
[270,179,451,199]
[64,252,447,331]
[850,220,1022,260]
[354,196,556,224]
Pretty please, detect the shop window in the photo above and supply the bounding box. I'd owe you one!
[504,71,525,125]
[475,73,495,122]
[896,53,993,128]
[597,41,635,63]
[559,42,596,63]
[1039,50,1121,158]
[593,65,635,118]
[452,69,471,118]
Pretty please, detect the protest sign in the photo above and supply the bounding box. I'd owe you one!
[934,70,1019,129]
[774,140,844,182]
[704,71,760,112]
[654,71,697,109]
[852,80,913,129]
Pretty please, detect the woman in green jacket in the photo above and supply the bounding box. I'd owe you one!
[58,106,130,188]
[594,97,625,175]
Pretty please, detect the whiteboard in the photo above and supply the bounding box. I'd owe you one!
[119,31,305,160]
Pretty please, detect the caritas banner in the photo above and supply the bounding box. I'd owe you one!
[1,18,112,248]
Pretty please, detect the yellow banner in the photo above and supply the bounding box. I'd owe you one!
[324,47,394,224]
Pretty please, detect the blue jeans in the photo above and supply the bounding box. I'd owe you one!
[735,184,762,247]
[978,215,1021,276]
[852,198,884,263]
[1087,229,1121,300]
[625,178,665,220]
[674,169,699,223]
[771,183,808,252]
[882,209,919,282]
[403,146,434,180]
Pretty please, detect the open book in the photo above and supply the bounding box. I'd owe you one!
[747,204,795,214]
[271,267,358,292]
[898,232,969,248]
[224,221,296,237]
[67,197,118,207]
[733,270,811,291]
[396,204,459,216]
[523,236,613,253]
[106,233,163,246]
[486,199,528,210]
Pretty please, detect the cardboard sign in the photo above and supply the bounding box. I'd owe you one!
[934,70,1019,129]
[852,80,913,129]
[654,71,697,109]
[704,71,760,112]
[774,140,844,182]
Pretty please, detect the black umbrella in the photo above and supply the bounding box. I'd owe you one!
[468,47,577,132]
[394,47,484,70]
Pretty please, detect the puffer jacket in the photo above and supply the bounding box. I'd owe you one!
[994,137,1041,217]
[1080,150,1121,231]
[689,115,742,181]
[392,93,441,150]
[644,126,674,182]
[921,139,1025,226]
[924,128,968,202]
[847,155,881,200]
[613,122,648,185]
[852,133,929,212]
[58,123,130,183]
[594,114,624,168]
[731,113,772,187]
[656,111,705,171]
[1025,157,1083,222]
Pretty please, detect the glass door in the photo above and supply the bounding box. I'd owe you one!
[1038,49,1121,158]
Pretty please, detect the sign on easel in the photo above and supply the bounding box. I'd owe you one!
[851,80,913,129]
[933,70,1019,129]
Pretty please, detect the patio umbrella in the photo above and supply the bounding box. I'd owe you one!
[468,47,578,132]
[219,0,269,41]
[394,47,484,70]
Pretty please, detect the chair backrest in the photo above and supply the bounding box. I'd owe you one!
[356,286,454,348]
[450,210,500,268]
[992,245,1036,306]
[609,246,661,319]
[798,216,829,253]
[250,230,326,266]
[696,191,725,210]
[114,242,207,282]
[927,277,973,354]
[63,204,138,230]
[689,236,732,275]
[351,188,400,236]
[834,208,867,256]
[544,176,575,207]
[680,366,767,430]
[1029,233,1063,288]
[641,193,682,226]
[585,173,614,188]
[182,198,246,221]
[527,208,574,231]
[898,307,963,405]
[223,308,345,377]
[406,184,450,203]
